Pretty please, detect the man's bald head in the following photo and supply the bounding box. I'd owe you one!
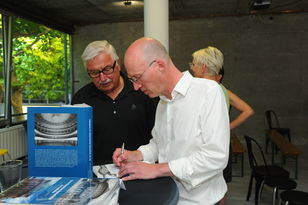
[124,37,169,70]
[124,37,182,99]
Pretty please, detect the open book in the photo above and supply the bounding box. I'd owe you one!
[93,164,126,190]
[0,177,120,205]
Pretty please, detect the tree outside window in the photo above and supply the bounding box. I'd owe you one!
[0,15,71,125]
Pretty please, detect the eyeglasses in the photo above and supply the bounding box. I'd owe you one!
[87,61,116,78]
[128,60,156,83]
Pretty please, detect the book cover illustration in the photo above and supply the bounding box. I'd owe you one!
[34,113,78,146]
[0,177,120,205]
[27,106,93,178]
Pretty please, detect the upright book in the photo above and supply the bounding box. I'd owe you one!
[27,105,93,178]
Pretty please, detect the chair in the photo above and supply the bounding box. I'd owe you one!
[259,176,297,205]
[265,110,291,153]
[279,190,308,205]
[244,136,295,205]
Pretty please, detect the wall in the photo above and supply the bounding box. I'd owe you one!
[72,13,308,145]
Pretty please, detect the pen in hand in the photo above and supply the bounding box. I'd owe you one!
[121,142,125,155]
[118,143,125,167]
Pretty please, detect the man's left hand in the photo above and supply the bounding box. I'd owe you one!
[118,162,172,181]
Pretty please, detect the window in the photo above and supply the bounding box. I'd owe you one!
[0,14,71,126]
[0,14,5,125]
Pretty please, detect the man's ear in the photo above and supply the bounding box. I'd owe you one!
[154,59,166,72]
[116,60,121,71]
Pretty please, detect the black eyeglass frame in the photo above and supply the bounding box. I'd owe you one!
[87,61,116,78]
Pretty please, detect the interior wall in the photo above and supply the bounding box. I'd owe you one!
[72,13,308,145]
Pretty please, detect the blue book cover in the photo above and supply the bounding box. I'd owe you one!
[27,105,93,178]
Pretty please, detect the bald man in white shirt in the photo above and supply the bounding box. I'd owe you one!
[113,37,230,205]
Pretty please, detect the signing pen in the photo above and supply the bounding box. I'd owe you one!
[121,142,125,155]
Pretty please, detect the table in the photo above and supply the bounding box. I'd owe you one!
[266,129,301,179]
[231,133,245,177]
[119,177,179,205]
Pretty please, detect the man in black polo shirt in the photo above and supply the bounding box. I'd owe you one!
[72,40,158,165]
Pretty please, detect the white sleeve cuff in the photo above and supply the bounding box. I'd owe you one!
[169,158,195,191]
[138,144,158,163]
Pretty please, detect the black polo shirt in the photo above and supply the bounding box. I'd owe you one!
[72,74,158,165]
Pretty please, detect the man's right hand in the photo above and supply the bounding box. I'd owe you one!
[112,148,143,167]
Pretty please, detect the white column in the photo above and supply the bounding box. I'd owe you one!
[144,0,169,52]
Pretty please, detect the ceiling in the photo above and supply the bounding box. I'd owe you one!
[0,0,307,34]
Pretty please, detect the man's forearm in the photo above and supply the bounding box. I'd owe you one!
[154,163,174,178]
[131,150,144,162]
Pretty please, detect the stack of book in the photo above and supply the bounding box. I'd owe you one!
[0,105,121,205]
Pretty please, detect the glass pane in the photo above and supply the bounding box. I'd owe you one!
[0,14,5,123]
[11,17,70,123]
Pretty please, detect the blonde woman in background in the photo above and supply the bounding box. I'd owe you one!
[190,46,254,205]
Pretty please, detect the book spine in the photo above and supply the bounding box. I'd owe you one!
[88,108,93,178]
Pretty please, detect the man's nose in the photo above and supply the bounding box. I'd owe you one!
[98,72,108,80]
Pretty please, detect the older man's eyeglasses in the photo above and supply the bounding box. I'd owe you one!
[128,60,156,83]
[87,61,116,78]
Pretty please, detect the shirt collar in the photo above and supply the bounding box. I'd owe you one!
[160,71,193,102]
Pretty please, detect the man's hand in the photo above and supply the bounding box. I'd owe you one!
[118,162,172,181]
[112,148,143,166]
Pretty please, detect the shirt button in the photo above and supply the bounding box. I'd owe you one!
[113,101,116,104]
[113,111,117,114]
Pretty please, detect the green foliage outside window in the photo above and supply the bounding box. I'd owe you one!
[0,16,70,103]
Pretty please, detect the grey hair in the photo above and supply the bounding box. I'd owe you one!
[81,40,119,68]
[192,46,224,76]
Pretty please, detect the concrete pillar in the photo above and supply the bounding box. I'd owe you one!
[144,0,169,52]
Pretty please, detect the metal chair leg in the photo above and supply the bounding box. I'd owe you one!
[258,180,265,205]
[273,186,277,205]
[255,179,262,205]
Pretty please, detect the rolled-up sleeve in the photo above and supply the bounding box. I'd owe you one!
[138,136,159,163]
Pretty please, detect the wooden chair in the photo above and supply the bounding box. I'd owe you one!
[266,129,301,179]
[231,132,245,177]
[265,110,291,153]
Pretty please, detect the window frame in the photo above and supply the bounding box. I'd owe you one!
[0,13,72,128]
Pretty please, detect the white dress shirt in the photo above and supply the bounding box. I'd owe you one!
[139,71,230,205]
